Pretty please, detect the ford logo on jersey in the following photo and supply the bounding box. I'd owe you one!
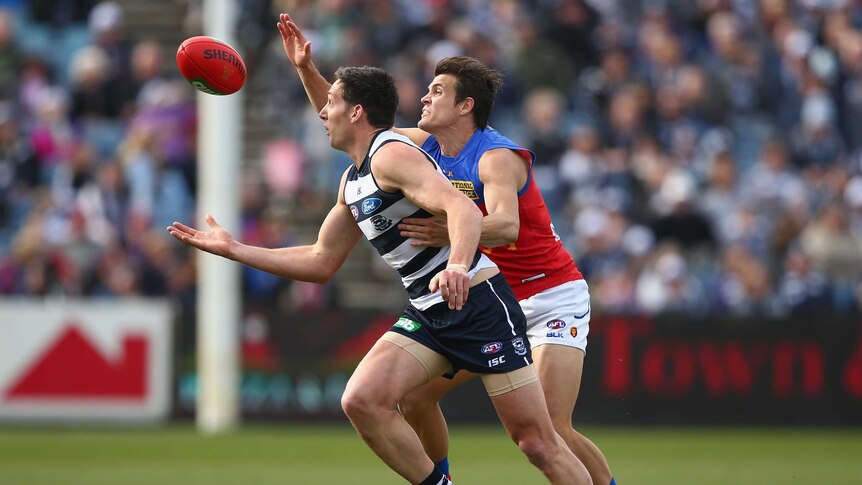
[546,319,566,330]
[481,342,503,355]
[361,198,382,215]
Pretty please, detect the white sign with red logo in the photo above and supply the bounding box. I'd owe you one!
[0,299,172,422]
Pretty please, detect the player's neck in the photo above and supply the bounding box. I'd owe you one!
[346,128,385,167]
[435,122,478,157]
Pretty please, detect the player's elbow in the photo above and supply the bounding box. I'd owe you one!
[463,200,483,222]
[306,273,331,285]
[306,258,339,284]
[500,220,520,244]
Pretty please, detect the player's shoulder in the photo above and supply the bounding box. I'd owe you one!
[478,145,528,167]
[392,127,431,147]
[374,136,424,158]
[372,137,433,173]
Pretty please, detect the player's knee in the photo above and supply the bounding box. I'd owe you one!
[341,388,380,423]
[516,435,552,469]
[398,392,433,423]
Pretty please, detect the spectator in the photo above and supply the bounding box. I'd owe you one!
[2,0,862,316]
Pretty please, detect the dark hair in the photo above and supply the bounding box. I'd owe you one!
[434,56,503,129]
[333,66,398,129]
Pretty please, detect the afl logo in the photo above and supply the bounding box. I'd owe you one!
[481,342,503,355]
[349,205,359,220]
[362,198,382,215]
[546,320,566,330]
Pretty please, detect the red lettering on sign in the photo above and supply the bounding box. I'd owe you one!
[772,341,824,398]
[698,342,763,396]
[599,316,652,396]
[641,341,696,397]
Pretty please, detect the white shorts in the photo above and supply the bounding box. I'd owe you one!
[520,279,590,352]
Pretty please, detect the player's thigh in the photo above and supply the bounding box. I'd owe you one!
[521,280,591,353]
[404,370,478,405]
[532,344,585,422]
[482,367,553,438]
[346,332,446,405]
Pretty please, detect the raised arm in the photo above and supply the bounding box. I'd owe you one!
[277,12,432,147]
[277,12,330,113]
[168,170,362,284]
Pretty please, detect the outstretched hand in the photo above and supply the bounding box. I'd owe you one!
[399,215,450,248]
[277,12,311,69]
[167,214,236,259]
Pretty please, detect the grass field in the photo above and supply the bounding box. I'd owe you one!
[1,424,860,484]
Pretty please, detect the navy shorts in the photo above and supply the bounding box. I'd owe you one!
[389,273,533,376]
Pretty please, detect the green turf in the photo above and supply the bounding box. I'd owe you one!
[0,424,860,484]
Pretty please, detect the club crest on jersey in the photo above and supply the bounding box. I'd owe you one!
[370,214,393,232]
[481,342,503,355]
[349,205,359,220]
[546,319,566,330]
[361,198,382,215]
[512,337,527,356]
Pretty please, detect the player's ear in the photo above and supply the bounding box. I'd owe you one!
[460,97,475,115]
[350,104,363,123]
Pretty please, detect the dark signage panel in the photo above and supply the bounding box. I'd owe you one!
[175,309,862,425]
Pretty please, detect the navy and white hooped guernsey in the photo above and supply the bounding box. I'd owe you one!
[343,130,496,310]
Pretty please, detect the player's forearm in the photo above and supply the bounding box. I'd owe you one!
[445,204,484,267]
[228,242,336,284]
[296,63,330,113]
[478,213,520,248]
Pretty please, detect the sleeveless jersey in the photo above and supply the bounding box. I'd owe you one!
[344,130,496,310]
[421,127,583,301]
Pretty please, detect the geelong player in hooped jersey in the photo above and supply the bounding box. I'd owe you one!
[171,60,591,484]
[279,14,615,485]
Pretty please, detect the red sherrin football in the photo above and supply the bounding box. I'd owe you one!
[176,36,246,95]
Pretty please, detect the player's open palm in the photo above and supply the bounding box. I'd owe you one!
[167,214,235,259]
[277,13,311,68]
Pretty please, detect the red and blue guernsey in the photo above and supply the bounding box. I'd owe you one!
[421,127,583,301]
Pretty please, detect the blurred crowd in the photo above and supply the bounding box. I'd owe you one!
[0,0,199,301]
[2,0,862,317]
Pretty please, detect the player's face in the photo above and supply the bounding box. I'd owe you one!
[320,81,351,149]
[418,74,463,132]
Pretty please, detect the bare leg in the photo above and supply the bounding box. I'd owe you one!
[341,337,440,484]
[400,371,477,461]
[488,377,592,484]
[533,344,612,485]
